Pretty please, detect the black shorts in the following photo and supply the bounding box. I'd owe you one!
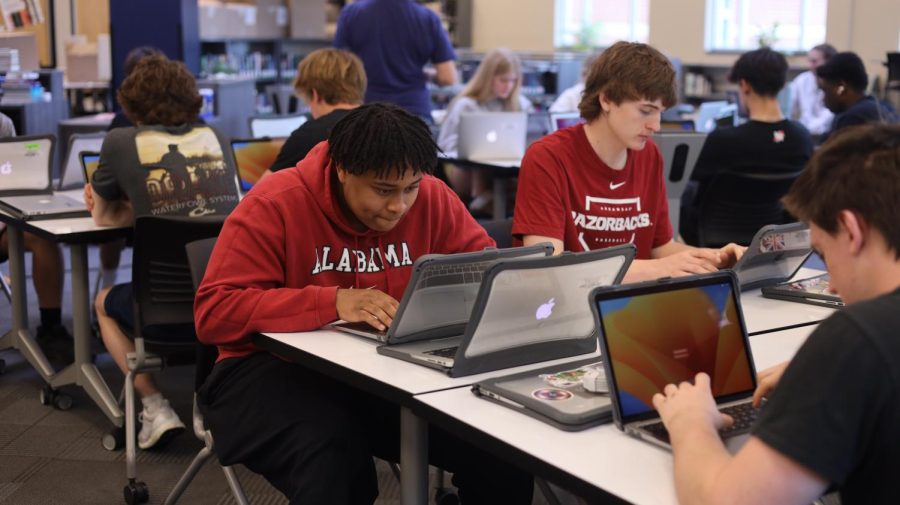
[103,282,196,342]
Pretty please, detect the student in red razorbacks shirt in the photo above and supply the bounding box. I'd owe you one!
[513,41,744,282]
[194,103,533,505]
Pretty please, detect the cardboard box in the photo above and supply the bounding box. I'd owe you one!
[289,0,325,39]
[0,31,39,70]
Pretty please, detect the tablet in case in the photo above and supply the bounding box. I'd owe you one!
[471,357,612,431]
[731,222,812,291]
[760,273,844,308]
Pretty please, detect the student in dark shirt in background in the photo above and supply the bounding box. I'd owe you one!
[817,52,892,140]
[680,48,813,245]
[334,0,457,121]
[269,48,366,172]
[653,124,900,505]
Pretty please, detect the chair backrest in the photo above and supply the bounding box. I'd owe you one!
[655,132,707,236]
[132,216,225,341]
[59,132,106,190]
[697,170,800,248]
[481,218,513,249]
[248,114,308,138]
[185,237,220,392]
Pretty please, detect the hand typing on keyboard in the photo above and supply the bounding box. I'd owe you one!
[336,288,399,331]
[651,373,735,441]
[753,361,788,408]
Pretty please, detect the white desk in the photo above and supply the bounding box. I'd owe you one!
[741,267,836,335]
[0,211,128,426]
[254,329,598,505]
[414,325,816,505]
[440,151,522,220]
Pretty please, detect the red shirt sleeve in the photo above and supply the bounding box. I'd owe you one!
[430,178,496,252]
[512,141,567,241]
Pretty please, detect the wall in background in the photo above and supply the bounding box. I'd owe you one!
[470,0,555,52]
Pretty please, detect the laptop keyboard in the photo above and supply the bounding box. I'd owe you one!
[641,402,759,444]
[423,346,459,359]
[420,261,491,288]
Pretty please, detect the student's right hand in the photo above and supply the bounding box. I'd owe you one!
[336,288,400,331]
[84,184,95,212]
[654,248,721,277]
[752,362,789,408]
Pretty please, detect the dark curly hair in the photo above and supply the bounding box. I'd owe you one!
[328,102,437,179]
[117,55,202,126]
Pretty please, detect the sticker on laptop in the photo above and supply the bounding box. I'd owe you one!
[760,230,810,253]
[532,388,573,401]
[540,362,604,388]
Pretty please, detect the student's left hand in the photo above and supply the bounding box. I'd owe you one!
[652,373,733,437]
[83,184,94,213]
[715,243,746,268]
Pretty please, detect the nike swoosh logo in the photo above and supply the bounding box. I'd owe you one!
[610,181,626,190]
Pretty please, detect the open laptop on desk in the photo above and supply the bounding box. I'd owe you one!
[730,222,813,291]
[458,111,527,161]
[379,245,635,377]
[0,135,90,220]
[332,243,554,344]
[230,137,287,192]
[592,271,759,451]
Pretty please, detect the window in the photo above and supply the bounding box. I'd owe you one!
[554,0,649,49]
[705,0,827,52]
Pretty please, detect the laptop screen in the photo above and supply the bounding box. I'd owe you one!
[230,138,286,191]
[0,137,53,193]
[549,112,585,132]
[595,274,756,423]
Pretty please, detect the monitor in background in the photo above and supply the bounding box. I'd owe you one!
[548,111,584,132]
[230,137,287,192]
[248,114,308,139]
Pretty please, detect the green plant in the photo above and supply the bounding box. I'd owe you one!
[756,22,779,48]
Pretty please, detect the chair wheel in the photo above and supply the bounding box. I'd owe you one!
[103,427,126,451]
[39,385,73,410]
[124,480,149,505]
[435,488,460,505]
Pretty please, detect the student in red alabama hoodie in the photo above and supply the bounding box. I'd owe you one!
[195,103,533,505]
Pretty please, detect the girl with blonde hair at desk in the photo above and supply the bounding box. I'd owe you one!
[438,47,534,215]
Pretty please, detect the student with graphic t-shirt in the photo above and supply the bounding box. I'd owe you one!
[653,124,900,505]
[85,55,240,450]
[194,103,533,505]
[513,41,743,282]
[680,48,814,245]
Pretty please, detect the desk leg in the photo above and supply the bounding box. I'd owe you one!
[400,406,428,505]
[50,244,123,426]
[0,226,55,380]
[493,177,509,221]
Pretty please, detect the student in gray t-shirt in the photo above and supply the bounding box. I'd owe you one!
[85,54,239,450]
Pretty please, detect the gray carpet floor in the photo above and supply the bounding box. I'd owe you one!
[0,246,564,504]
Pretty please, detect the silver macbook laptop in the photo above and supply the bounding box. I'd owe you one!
[592,271,759,451]
[332,243,554,344]
[731,222,812,291]
[457,111,527,161]
[379,245,636,377]
[0,134,89,220]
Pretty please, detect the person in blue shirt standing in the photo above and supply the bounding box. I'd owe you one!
[334,0,457,121]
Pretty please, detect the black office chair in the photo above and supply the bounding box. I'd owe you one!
[101,216,226,505]
[695,170,800,248]
[159,237,249,505]
[480,218,514,249]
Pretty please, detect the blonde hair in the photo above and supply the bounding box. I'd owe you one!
[293,48,366,105]
[454,48,525,111]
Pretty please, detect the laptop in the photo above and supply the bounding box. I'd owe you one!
[457,111,527,161]
[379,245,636,377]
[230,137,287,192]
[658,119,696,132]
[592,271,760,451]
[548,112,584,132]
[0,135,90,220]
[693,100,729,133]
[332,243,554,344]
[58,132,105,190]
[761,273,843,308]
[731,222,813,291]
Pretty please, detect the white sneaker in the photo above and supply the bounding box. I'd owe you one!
[138,401,186,450]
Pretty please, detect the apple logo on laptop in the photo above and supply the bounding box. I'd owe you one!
[0,161,11,175]
[485,130,498,143]
[535,298,555,320]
